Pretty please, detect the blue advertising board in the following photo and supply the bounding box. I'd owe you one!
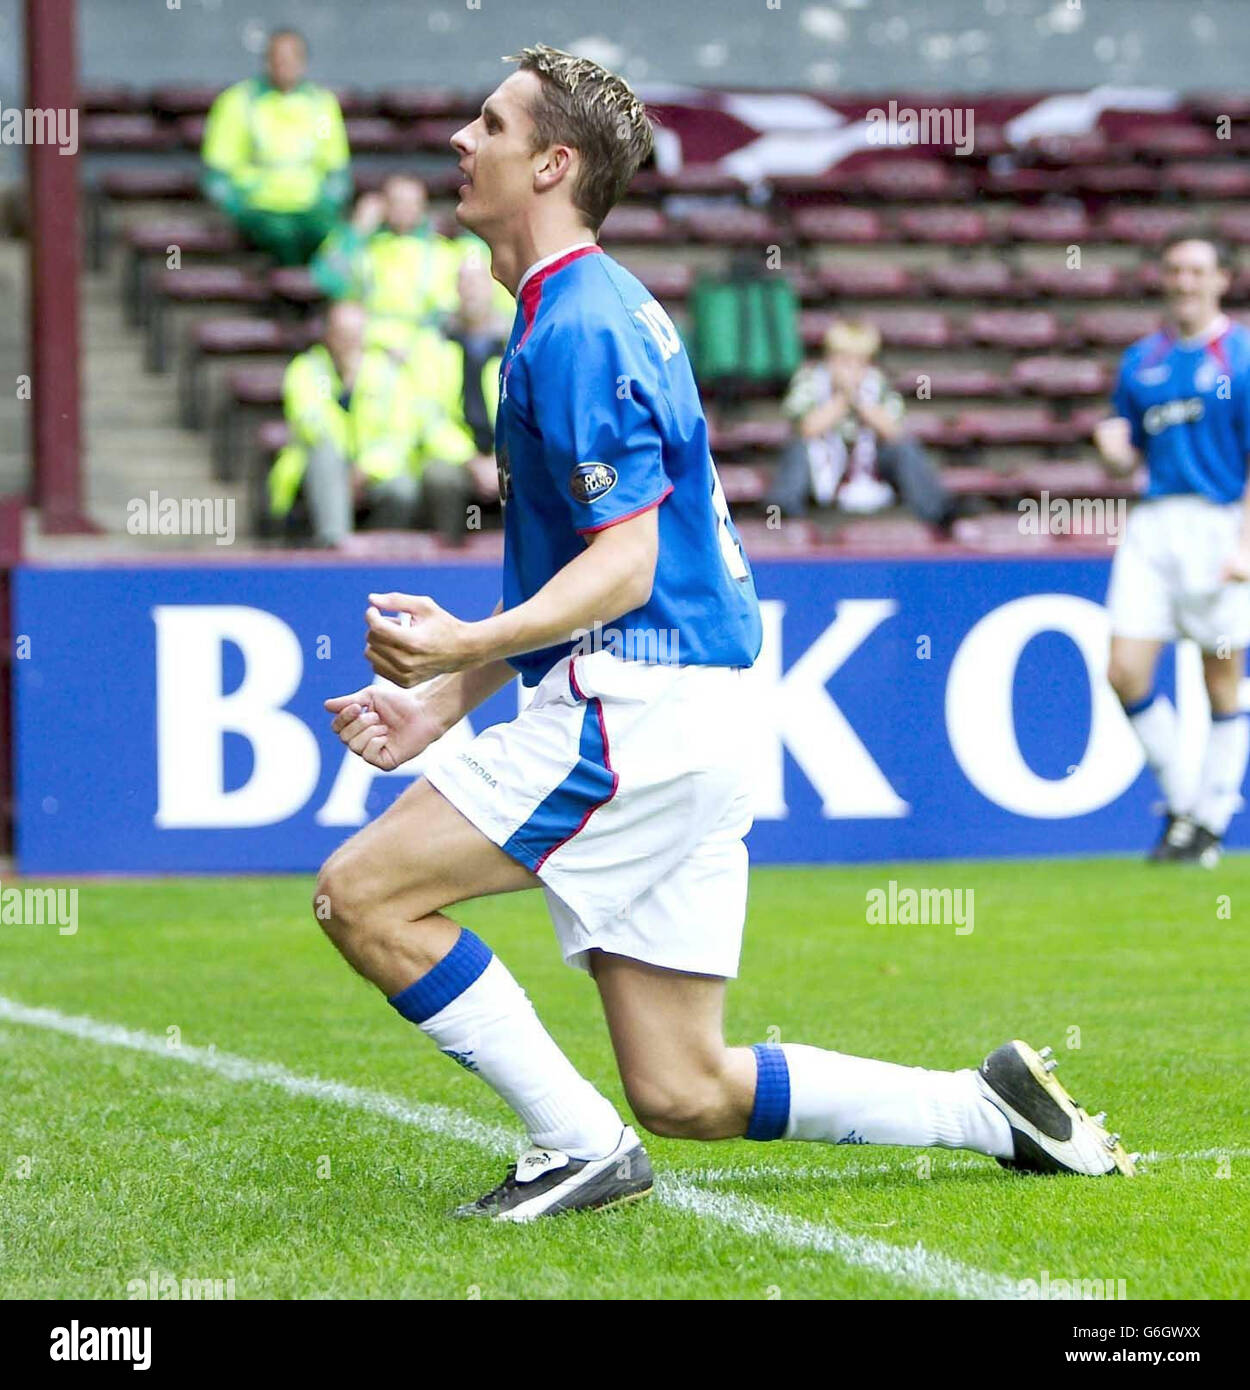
[12,556,1245,873]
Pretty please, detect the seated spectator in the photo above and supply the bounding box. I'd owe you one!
[269,301,498,547]
[771,319,955,528]
[442,257,509,458]
[267,302,437,545]
[201,28,350,267]
[310,175,464,354]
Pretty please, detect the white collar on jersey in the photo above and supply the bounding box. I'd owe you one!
[1174,312,1230,349]
[515,239,599,297]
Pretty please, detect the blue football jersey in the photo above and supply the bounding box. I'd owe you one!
[1112,318,1250,503]
[493,243,763,685]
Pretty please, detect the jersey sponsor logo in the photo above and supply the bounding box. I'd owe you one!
[569,461,618,503]
[1142,396,1204,435]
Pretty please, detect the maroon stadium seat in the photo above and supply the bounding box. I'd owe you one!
[816,263,913,298]
[967,309,1060,351]
[151,85,223,118]
[897,207,990,246]
[1119,123,1219,160]
[270,268,326,307]
[859,158,956,201]
[793,206,884,244]
[1013,460,1137,498]
[214,365,288,480]
[153,266,269,305]
[1024,131,1109,165]
[1020,263,1121,299]
[769,171,855,199]
[1162,163,1250,198]
[892,367,1007,399]
[409,118,466,153]
[716,466,771,505]
[863,309,953,349]
[1187,93,1250,122]
[123,220,245,325]
[1071,308,1161,347]
[677,206,778,244]
[1101,206,1201,246]
[710,419,791,454]
[1005,206,1090,243]
[257,419,290,455]
[81,83,143,114]
[953,406,1068,446]
[180,318,312,429]
[1214,210,1250,245]
[799,309,837,348]
[99,168,200,201]
[733,517,823,556]
[950,512,1061,553]
[599,205,672,243]
[146,267,270,372]
[82,114,180,152]
[176,115,207,148]
[1075,165,1163,196]
[343,117,407,153]
[925,260,1015,298]
[834,517,945,552]
[631,264,694,301]
[380,89,477,120]
[659,167,746,196]
[905,412,957,447]
[979,166,1073,198]
[938,466,1020,498]
[1010,356,1110,398]
[226,364,286,407]
[126,220,241,258]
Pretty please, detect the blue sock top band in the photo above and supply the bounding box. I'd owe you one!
[1211,709,1248,723]
[1122,692,1157,718]
[746,1043,791,1142]
[388,928,493,1025]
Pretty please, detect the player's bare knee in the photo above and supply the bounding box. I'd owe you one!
[313,852,377,944]
[1107,658,1148,708]
[623,1070,726,1140]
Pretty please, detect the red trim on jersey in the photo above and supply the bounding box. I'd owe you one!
[1208,328,1231,374]
[576,484,674,536]
[506,244,605,383]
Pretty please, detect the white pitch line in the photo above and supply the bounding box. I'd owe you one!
[658,1179,1023,1299]
[686,1146,1249,1187]
[0,995,515,1153]
[0,994,1111,1301]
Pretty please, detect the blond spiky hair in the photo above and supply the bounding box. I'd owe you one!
[505,43,655,231]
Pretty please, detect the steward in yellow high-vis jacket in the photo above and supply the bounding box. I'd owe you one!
[201,29,350,266]
[310,177,463,355]
[269,303,493,546]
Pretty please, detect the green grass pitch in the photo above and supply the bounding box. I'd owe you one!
[0,859,1245,1300]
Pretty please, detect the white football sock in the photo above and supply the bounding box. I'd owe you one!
[391,934,623,1160]
[1192,713,1249,835]
[777,1043,1013,1157]
[1126,695,1187,813]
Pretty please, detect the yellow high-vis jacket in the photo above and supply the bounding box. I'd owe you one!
[268,333,494,517]
[201,78,350,214]
[310,223,464,353]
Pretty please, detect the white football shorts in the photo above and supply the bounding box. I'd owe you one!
[1106,494,1250,650]
[422,648,755,978]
